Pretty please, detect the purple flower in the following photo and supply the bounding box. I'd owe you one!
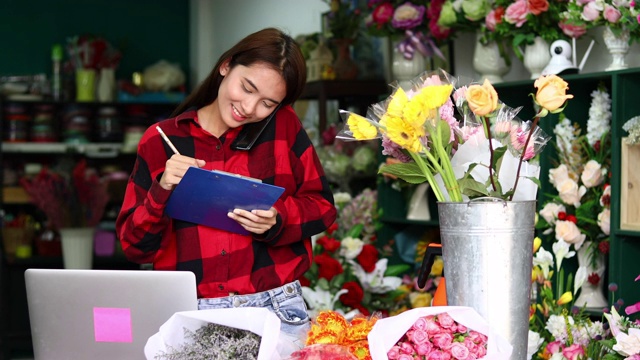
[391,2,426,30]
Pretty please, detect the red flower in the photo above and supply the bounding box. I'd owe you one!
[326,222,339,235]
[558,212,567,220]
[314,253,344,281]
[317,236,341,252]
[356,244,379,273]
[588,272,601,286]
[299,276,311,287]
[566,214,578,224]
[598,241,610,255]
[371,2,394,27]
[339,281,367,314]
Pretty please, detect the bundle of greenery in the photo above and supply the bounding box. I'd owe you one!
[155,323,261,360]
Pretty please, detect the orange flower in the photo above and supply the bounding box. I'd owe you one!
[465,79,499,116]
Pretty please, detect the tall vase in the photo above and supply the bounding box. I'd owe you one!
[332,38,358,80]
[523,37,551,79]
[437,198,536,360]
[97,68,116,102]
[59,227,95,269]
[574,241,608,309]
[391,41,426,89]
[603,26,630,71]
[473,33,510,83]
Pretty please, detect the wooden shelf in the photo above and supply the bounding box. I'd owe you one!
[299,79,390,134]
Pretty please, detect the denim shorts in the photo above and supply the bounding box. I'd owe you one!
[197,280,310,346]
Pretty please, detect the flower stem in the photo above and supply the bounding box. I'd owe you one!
[483,116,498,193]
[409,151,445,202]
[509,116,539,201]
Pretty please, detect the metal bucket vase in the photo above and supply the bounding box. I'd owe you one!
[438,198,536,360]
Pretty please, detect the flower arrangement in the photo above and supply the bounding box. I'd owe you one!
[155,323,261,359]
[387,312,489,359]
[19,159,110,230]
[323,0,365,40]
[337,69,572,204]
[65,35,122,71]
[363,0,447,60]
[528,240,640,360]
[436,0,491,36]
[480,0,567,59]
[300,189,408,317]
[536,85,612,267]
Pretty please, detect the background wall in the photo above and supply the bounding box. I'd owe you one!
[0,0,189,85]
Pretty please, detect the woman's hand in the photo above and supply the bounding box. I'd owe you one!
[228,207,278,235]
[159,155,206,190]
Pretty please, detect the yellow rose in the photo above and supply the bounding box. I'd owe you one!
[534,75,574,113]
[465,79,498,116]
[409,292,432,308]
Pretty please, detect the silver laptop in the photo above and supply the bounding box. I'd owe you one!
[25,268,198,360]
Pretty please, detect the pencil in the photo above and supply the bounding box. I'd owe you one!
[156,126,180,155]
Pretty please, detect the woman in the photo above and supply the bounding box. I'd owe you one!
[116,27,337,344]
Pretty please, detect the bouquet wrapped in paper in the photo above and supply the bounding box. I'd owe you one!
[367,306,513,359]
[145,307,298,360]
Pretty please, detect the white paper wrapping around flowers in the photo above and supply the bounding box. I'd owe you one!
[367,306,513,360]
[144,307,295,360]
[435,138,541,201]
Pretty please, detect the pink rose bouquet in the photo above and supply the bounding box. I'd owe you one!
[367,306,513,359]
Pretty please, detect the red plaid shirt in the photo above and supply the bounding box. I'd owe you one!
[116,106,336,298]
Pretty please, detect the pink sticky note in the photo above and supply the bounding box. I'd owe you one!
[93,307,133,343]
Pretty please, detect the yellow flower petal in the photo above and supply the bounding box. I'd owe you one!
[557,291,573,305]
[347,113,378,140]
[414,84,453,109]
[384,115,424,153]
[533,237,542,253]
[387,87,409,118]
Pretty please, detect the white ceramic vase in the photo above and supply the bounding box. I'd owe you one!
[574,241,608,309]
[603,26,630,71]
[473,33,510,83]
[97,68,116,102]
[523,37,551,79]
[391,41,426,89]
[60,227,96,269]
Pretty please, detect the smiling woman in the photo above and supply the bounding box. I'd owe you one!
[115,27,337,354]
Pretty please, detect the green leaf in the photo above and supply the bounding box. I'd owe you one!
[346,224,364,238]
[385,264,411,277]
[379,162,429,184]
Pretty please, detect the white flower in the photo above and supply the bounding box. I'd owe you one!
[527,330,544,360]
[613,328,640,356]
[555,220,587,250]
[604,306,625,337]
[301,286,348,315]
[539,202,566,225]
[546,314,574,341]
[556,178,587,207]
[580,159,606,188]
[552,239,575,272]
[350,258,402,294]
[333,192,352,206]
[586,88,612,146]
[339,236,364,260]
[574,266,587,295]
[554,117,576,155]
[533,246,554,279]
[598,208,611,235]
[549,164,571,188]
[623,115,640,145]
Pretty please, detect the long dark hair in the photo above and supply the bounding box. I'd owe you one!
[172,27,306,117]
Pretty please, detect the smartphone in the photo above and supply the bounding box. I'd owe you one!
[230,105,282,151]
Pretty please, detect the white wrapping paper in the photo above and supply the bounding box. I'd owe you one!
[367,306,513,360]
[144,307,297,360]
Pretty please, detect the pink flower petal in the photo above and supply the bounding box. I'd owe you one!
[635,273,640,281]
[625,301,640,316]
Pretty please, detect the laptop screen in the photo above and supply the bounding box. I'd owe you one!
[25,269,198,360]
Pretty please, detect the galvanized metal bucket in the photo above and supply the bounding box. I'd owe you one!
[438,197,536,360]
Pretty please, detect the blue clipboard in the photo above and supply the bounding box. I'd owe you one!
[165,167,285,235]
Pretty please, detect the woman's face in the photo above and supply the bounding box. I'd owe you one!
[216,61,286,129]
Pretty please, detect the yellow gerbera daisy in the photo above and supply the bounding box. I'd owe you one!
[347,113,378,140]
[414,84,453,109]
[386,87,409,118]
[384,115,424,153]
